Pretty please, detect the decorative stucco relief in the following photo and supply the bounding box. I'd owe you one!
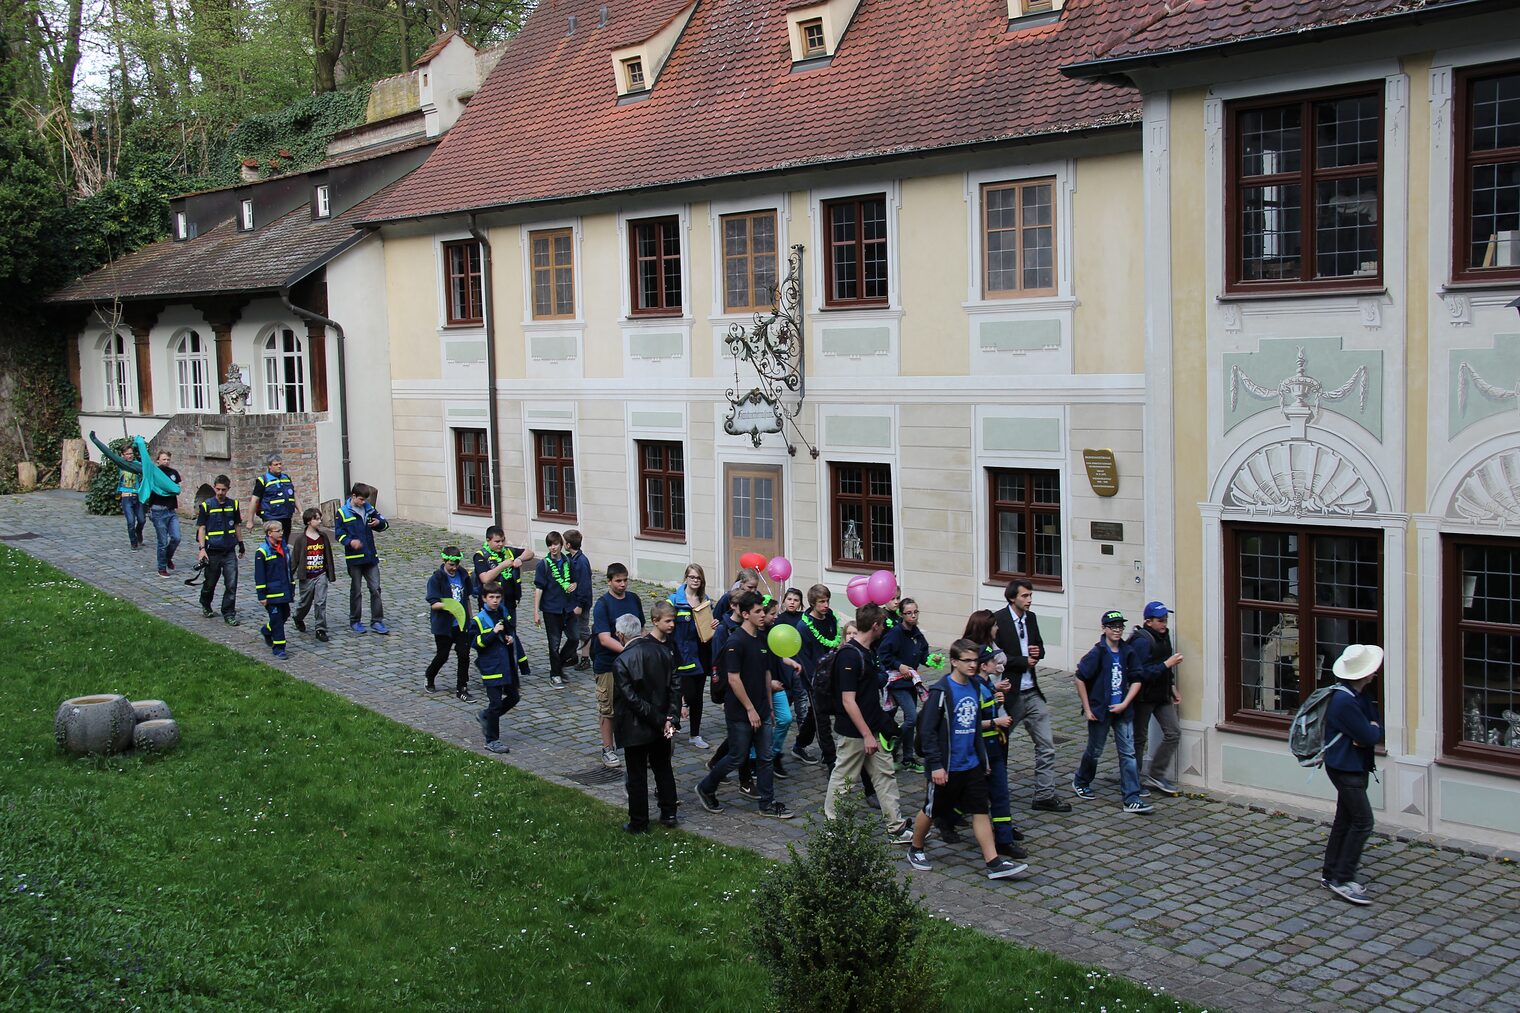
[1450,449,1520,528]
[1230,346,1370,440]
[1227,441,1374,518]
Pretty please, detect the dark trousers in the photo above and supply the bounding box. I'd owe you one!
[1323,768,1375,884]
[426,631,470,691]
[200,549,239,616]
[680,673,705,737]
[480,677,520,742]
[263,602,289,653]
[543,611,577,678]
[699,718,774,807]
[986,738,1014,844]
[794,691,837,764]
[624,738,678,830]
[709,735,754,783]
[347,562,383,624]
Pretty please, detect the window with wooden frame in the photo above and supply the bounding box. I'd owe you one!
[1453,62,1520,284]
[173,330,213,413]
[623,57,646,92]
[982,179,1057,298]
[800,18,825,57]
[532,429,577,520]
[637,440,685,540]
[261,327,307,413]
[1226,86,1382,292]
[830,462,893,570]
[629,216,682,316]
[988,468,1062,589]
[530,228,576,319]
[1223,523,1382,731]
[453,428,491,515]
[721,210,779,313]
[823,194,889,307]
[443,240,484,326]
[1443,535,1520,774]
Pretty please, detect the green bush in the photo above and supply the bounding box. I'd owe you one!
[755,798,942,1012]
[84,436,134,515]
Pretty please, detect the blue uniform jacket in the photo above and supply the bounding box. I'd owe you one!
[425,566,476,636]
[1074,637,1147,717]
[879,623,930,687]
[668,585,705,675]
[197,495,243,552]
[533,553,576,614]
[335,501,388,566]
[472,605,520,681]
[254,471,296,520]
[1325,684,1383,772]
[568,552,593,612]
[253,541,293,604]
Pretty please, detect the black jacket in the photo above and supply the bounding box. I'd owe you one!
[612,635,682,749]
[1127,625,1176,704]
[917,675,992,775]
[992,606,1045,700]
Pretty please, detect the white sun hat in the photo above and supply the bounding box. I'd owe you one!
[1332,644,1384,681]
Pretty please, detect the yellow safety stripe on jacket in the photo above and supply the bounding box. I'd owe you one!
[254,546,288,600]
[979,690,1000,739]
[339,508,367,559]
[202,498,239,539]
[472,613,505,679]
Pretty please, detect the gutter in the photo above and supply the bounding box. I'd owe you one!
[467,212,504,530]
[280,289,353,497]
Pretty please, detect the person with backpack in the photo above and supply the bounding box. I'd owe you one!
[1127,601,1185,797]
[905,638,1028,880]
[1071,610,1153,815]
[1320,644,1385,906]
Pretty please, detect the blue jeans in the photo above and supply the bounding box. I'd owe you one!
[1074,713,1142,805]
[890,687,919,760]
[701,717,774,807]
[121,497,144,548]
[149,506,180,570]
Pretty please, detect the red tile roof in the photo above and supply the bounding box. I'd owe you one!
[1070,0,1478,73]
[360,0,1162,224]
[413,30,468,67]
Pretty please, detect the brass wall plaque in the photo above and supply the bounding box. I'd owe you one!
[1090,522,1124,542]
[1082,448,1119,497]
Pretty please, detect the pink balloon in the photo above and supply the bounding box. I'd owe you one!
[867,569,897,606]
[767,556,792,582]
[846,575,871,608]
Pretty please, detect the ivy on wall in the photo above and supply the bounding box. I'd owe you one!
[214,86,372,184]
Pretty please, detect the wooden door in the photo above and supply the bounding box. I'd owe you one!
[724,464,783,578]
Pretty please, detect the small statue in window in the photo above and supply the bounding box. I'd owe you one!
[1502,709,1520,749]
[1464,694,1487,744]
[219,365,251,415]
[842,518,863,561]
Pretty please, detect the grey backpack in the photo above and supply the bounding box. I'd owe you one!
[1288,684,1353,768]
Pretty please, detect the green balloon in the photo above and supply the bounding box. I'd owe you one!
[768,623,802,658]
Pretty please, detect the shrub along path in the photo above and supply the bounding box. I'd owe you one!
[4,490,1519,1012]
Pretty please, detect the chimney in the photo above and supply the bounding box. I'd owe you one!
[240,158,260,183]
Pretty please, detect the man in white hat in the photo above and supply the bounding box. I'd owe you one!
[1322,643,1385,906]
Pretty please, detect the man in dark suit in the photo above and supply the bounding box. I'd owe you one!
[992,579,1071,814]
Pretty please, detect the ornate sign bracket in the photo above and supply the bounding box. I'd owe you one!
[723,244,819,457]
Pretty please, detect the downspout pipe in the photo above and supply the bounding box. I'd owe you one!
[467,213,504,530]
[280,289,352,497]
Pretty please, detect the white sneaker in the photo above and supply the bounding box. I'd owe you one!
[690,735,710,750]
[601,747,621,767]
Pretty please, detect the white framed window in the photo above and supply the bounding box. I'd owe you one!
[173,329,213,412]
[261,326,307,413]
[241,199,255,231]
[101,331,134,411]
[314,185,331,219]
[175,211,188,239]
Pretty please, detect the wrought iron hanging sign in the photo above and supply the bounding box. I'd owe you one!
[723,244,819,457]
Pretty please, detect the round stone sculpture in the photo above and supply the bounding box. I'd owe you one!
[54,694,136,755]
[132,719,181,754]
[131,699,173,723]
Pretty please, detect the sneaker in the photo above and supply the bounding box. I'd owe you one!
[737,781,759,800]
[351,622,367,634]
[371,621,390,635]
[293,617,307,633]
[485,740,510,754]
[1072,783,1097,800]
[456,688,471,702]
[157,568,170,578]
[425,683,437,693]
[574,658,591,672]
[477,712,491,741]
[1009,825,1026,841]
[907,848,932,871]
[601,747,621,768]
[659,815,679,828]
[697,785,723,813]
[937,823,963,845]
[888,820,915,844]
[315,629,329,643]
[865,794,881,810]
[986,857,1029,880]
[550,675,566,689]
[1138,787,1152,798]
[1032,796,1073,813]
[760,802,795,819]
[1122,801,1155,815]
[224,616,240,627]
[772,756,790,779]
[997,842,1029,860]
[622,821,649,834]
[1326,880,1372,906]
[201,606,216,618]
[690,735,710,750]
[790,745,819,765]
[165,560,176,572]
[903,760,926,774]
[1143,774,1181,797]
[273,649,287,659]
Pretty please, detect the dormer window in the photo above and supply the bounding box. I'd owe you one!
[801,19,826,58]
[785,0,863,64]
[314,184,331,219]
[1008,0,1062,22]
[610,1,696,99]
[175,211,188,240]
[623,58,646,92]
[240,199,255,231]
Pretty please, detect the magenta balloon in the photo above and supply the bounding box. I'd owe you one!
[767,556,793,582]
[867,569,897,606]
[846,576,871,608]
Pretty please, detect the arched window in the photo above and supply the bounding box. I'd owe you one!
[173,329,213,412]
[261,327,306,413]
[101,331,133,411]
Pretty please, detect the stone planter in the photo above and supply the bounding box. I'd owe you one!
[54,694,135,755]
[132,719,181,753]
[131,700,173,723]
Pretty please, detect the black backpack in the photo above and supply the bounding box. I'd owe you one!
[811,643,858,720]
[709,666,727,705]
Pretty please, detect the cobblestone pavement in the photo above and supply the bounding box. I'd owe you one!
[5,490,1519,1013]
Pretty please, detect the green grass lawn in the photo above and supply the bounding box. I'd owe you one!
[0,545,1196,1011]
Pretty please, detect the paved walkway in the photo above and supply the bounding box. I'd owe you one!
[4,490,1518,1013]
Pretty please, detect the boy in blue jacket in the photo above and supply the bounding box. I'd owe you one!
[253,521,293,659]
[1322,644,1386,906]
[425,546,476,699]
[335,482,389,634]
[533,530,577,688]
[472,582,520,754]
[1071,610,1152,815]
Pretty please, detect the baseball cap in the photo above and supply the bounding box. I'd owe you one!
[1101,609,1126,627]
[1143,601,1172,619]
